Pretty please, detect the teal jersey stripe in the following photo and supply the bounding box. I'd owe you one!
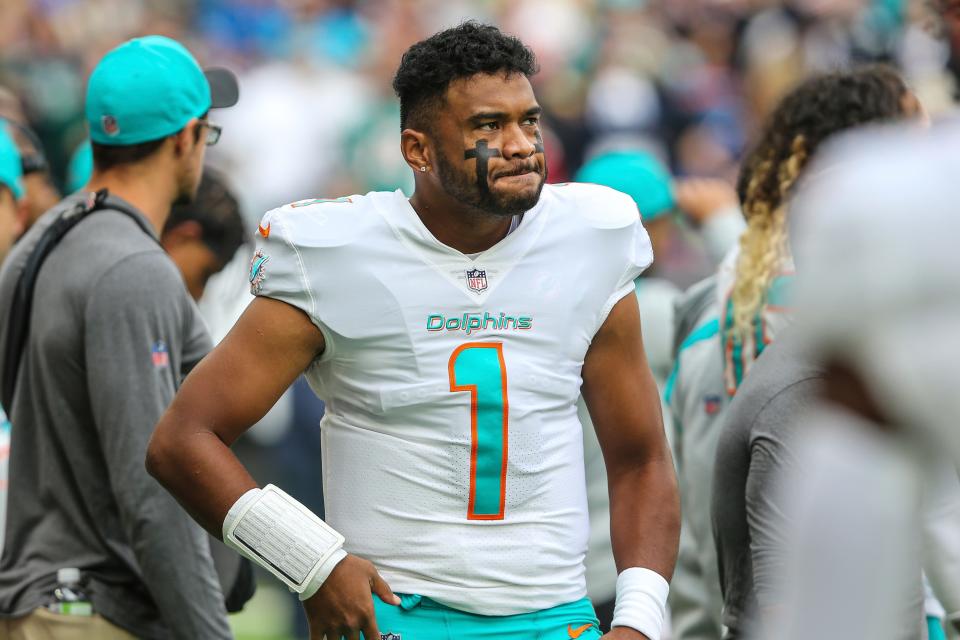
[754,310,765,356]
[450,345,508,519]
[766,273,794,307]
[664,318,720,404]
[928,616,947,640]
[723,296,746,388]
[664,365,678,406]
[681,318,721,352]
[723,273,795,391]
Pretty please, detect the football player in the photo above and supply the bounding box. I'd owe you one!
[149,22,679,640]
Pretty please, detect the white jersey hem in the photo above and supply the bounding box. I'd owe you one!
[379,569,589,617]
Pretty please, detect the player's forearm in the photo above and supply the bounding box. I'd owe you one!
[608,456,680,581]
[149,298,325,538]
[147,405,258,538]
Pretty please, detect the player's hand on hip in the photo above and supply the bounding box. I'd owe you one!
[601,628,650,640]
[302,554,400,640]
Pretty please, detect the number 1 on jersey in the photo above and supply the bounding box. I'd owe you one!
[448,343,508,520]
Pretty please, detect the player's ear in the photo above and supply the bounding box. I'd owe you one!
[172,118,201,157]
[401,128,431,174]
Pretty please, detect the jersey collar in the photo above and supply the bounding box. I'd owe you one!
[373,188,551,304]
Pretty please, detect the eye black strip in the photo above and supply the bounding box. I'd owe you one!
[465,140,503,194]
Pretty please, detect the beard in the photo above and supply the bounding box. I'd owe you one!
[434,147,546,217]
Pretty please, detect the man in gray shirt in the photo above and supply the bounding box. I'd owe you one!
[0,36,238,639]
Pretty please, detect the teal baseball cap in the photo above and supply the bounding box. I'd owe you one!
[0,122,24,200]
[86,35,238,146]
[575,150,675,221]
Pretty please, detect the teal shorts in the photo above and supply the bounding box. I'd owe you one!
[368,593,602,640]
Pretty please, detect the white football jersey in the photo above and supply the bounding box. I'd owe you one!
[250,183,652,615]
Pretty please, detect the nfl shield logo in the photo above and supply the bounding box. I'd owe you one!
[703,394,722,416]
[101,115,120,137]
[151,341,170,369]
[466,268,488,293]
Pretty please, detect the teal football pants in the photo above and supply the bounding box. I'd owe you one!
[359,593,602,640]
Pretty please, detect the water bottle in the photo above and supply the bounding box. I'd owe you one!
[48,568,92,616]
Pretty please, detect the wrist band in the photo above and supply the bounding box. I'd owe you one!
[223,485,346,599]
[611,567,670,640]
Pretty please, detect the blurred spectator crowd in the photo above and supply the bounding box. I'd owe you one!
[2,2,958,638]
[0,0,955,273]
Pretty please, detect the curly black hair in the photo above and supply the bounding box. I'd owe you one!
[392,21,539,131]
[735,64,907,206]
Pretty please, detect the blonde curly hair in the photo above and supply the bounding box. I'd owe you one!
[728,65,908,343]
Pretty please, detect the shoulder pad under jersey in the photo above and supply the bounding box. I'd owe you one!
[544,182,644,229]
[257,193,379,249]
[246,192,380,324]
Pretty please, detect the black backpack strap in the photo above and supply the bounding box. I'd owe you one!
[1,189,157,412]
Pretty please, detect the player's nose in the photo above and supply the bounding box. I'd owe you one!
[500,122,537,160]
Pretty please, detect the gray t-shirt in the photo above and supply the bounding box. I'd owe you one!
[711,332,823,638]
[0,194,231,639]
[711,332,925,639]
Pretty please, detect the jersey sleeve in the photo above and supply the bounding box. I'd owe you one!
[597,188,655,327]
[248,206,317,323]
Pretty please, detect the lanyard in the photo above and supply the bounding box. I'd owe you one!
[1,189,157,412]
